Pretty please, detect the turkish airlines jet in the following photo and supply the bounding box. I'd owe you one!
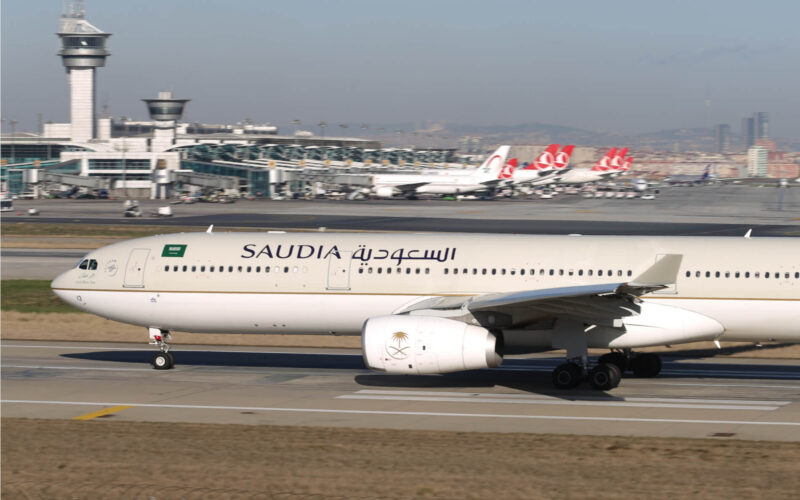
[371,146,510,198]
[554,147,628,185]
[52,231,800,390]
[513,145,574,186]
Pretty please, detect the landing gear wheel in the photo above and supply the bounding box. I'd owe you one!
[631,353,662,378]
[589,363,622,391]
[152,352,173,370]
[598,352,629,373]
[552,363,584,389]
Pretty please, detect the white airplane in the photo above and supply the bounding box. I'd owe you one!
[52,231,800,390]
[512,145,574,186]
[555,147,630,185]
[371,146,511,198]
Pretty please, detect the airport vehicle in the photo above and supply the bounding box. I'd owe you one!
[371,146,511,198]
[641,193,655,200]
[0,194,13,212]
[52,231,800,390]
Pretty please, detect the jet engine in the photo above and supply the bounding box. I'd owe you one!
[374,186,395,198]
[362,315,502,374]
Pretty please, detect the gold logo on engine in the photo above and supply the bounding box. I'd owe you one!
[386,331,411,360]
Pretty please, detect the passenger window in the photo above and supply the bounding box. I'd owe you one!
[368,267,373,274]
[386,268,392,274]
[568,269,573,276]
[444,268,449,275]
[588,270,593,276]
[715,271,720,278]
[406,268,412,275]
[627,270,632,277]
[192,266,197,272]
[695,271,700,277]
[607,270,612,276]
[78,260,88,270]
[210,266,215,272]
[425,268,430,275]
[549,269,554,276]
[358,268,364,274]
[745,272,750,278]
[725,271,730,278]
[238,266,243,272]
[228,266,234,272]
[256,266,260,273]
[530,269,535,275]
[491,269,497,275]
[265,266,270,273]
[705,271,710,277]
[378,267,383,274]
[785,272,790,279]
[735,272,740,278]
[765,272,770,278]
[578,270,583,276]
[598,270,603,276]
[472,269,477,275]
[685,271,690,278]
[482,269,487,275]
[453,268,459,275]
[501,269,506,275]
[796,272,799,279]
[617,270,622,277]
[283,266,289,273]
[201,266,206,272]
[559,269,564,276]
[415,268,421,274]
[164,265,169,272]
[539,269,545,276]
[510,269,516,276]
[246,266,252,273]
[755,272,760,278]
[182,265,188,272]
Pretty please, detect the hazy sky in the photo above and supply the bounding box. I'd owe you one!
[3,0,799,137]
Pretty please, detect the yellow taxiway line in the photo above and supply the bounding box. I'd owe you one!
[72,405,133,421]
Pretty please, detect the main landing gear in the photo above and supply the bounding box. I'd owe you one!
[149,327,174,370]
[552,361,622,391]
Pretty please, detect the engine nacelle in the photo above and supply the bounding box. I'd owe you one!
[362,315,502,374]
[374,186,395,198]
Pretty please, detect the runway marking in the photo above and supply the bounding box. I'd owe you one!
[338,391,786,411]
[4,400,800,427]
[650,381,800,390]
[350,390,791,406]
[72,405,133,421]
[2,364,152,372]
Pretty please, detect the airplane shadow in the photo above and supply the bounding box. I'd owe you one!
[61,349,800,398]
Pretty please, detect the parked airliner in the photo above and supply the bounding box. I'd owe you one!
[52,231,800,390]
[370,146,511,198]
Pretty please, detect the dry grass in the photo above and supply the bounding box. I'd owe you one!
[3,418,799,500]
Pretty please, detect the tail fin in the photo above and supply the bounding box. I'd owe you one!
[609,147,629,170]
[621,157,634,171]
[591,147,618,172]
[526,144,560,170]
[474,145,511,183]
[499,158,517,179]
[553,145,574,169]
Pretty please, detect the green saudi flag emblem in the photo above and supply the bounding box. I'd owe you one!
[162,244,187,257]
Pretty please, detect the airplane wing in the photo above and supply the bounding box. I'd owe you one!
[391,182,430,194]
[395,254,683,327]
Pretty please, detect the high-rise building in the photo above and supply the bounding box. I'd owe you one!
[56,1,111,143]
[741,117,755,148]
[714,124,730,153]
[747,146,768,177]
[754,112,769,139]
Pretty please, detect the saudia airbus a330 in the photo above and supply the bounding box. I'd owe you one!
[51,223,800,390]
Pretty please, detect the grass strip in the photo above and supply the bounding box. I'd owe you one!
[1,280,81,313]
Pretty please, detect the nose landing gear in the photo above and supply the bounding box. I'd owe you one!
[149,327,174,370]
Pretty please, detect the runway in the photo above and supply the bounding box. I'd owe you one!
[3,340,800,441]
[1,249,86,279]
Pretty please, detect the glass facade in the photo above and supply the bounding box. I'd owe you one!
[88,159,151,170]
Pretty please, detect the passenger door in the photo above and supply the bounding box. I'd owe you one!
[123,248,151,288]
[326,251,353,290]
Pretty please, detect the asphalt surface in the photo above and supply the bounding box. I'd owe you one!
[2,341,799,440]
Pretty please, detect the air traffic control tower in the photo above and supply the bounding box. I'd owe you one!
[57,1,110,143]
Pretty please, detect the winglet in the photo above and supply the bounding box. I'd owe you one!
[629,254,683,287]
[744,229,752,239]
[206,224,214,234]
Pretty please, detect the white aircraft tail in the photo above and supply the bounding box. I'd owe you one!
[473,146,511,183]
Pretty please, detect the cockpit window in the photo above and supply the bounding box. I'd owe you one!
[88,260,98,270]
[78,259,89,270]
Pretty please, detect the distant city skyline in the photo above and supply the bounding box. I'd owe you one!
[2,0,799,139]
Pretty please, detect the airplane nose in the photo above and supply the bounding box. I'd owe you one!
[51,270,72,301]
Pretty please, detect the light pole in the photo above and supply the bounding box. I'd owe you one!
[318,121,327,137]
[120,116,128,199]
